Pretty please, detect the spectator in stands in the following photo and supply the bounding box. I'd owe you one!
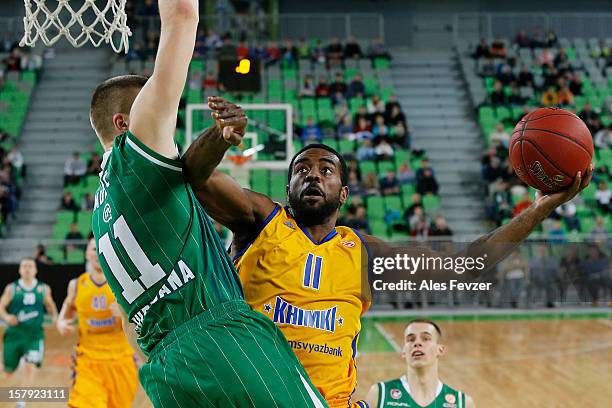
[386,105,407,128]
[514,30,531,48]
[354,117,373,141]
[488,180,513,225]
[60,191,79,212]
[415,158,434,180]
[300,117,323,143]
[281,40,298,62]
[310,40,326,64]
[337,116,355,140]
[490,123,510,147]
[315,75,329,97]
[0,170,16,224]
[416,168,439,196]
[217,36,237,60]
[367,37,391,60]
[204,29,222,51]
[1,31,17,53]
[530,28,545,48]
[144,31,159,58]
[343,36,363,59]
[594,124,612,149]
[353,106,369,127]
[557,84,574,105]
[403,194,423,220]
[579,102,600,132]
[329,72,347,97]
[518,65,535,88]
[595,180,611,214]
[528,244,558,307]
[391,123,410,149]
[490,38,507,58]
[554,48,569,68]
[297,38,309,59]
[512,191,533,217]
[367,94,385,115]
[66,223,84,242]
[340,204,369,233]
[473,38,490,59]
[545,30,558,47]
[356,139,376,161]
[547,219,567,242]
[249,43,268,61]
[34,244,54,266]
[496,63,515,86]
[331,90,347,107]
[489,81,506,105]
[326,37,344,66]
[87,152,102,175]
[347,74,365,98]
[347,171,364,197]
[374,140,394,161]
[385,94,402,118]
[559,248,583,302]
[138,0,157,16]
[499,249,528,308]
[482,156,505,184]
[125,42,144,62]
[590,216,608,242]
[204,71,217,89]
[580,245,609,306]
[408,206,429,239]
[194,28,208,56]
[2,48,22,72]
[188,70,202,90]
[568,72,583,96]
[7,144,24,175]
[236,41,249,59]
[64,151,86,186]
[553,200,580,232]
[81,193,95,211]
[299,75,316,97]
[372,114,389,138]
[541,86,559,106]
[362,172,380,196]
[379,170,400,196]
[397,161,415,184]
[539,47,554,66]
[430,216,453,236]
[508,84,524,106]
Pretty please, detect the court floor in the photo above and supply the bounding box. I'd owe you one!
[1,312,611,407]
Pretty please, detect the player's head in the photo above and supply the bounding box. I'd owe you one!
[18,258,37,281]
[401,319,445,370]
[85,238,102,273]
[286,144,348,226]
[90,75,148,148]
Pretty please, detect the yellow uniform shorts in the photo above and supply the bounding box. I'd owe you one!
[69,355,138,408]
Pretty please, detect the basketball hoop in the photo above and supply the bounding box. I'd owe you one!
[20,0,131,53]
[226,154,253,166]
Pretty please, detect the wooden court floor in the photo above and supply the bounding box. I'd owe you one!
[1,318,611,407]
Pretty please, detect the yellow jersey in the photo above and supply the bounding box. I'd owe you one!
[235,205,370,407]
[73,272,134,360]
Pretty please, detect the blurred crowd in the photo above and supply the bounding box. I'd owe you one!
[0,138,24,230]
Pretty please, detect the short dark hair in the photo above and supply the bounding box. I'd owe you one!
[406,318,443,339]
[288,143,348,186]
[90,75,148,144]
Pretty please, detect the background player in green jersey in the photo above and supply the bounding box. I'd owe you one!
[365,319,475,408]
[87,0,327,406]
[0,258,58,398]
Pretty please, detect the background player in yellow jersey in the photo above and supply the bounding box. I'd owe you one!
[365,319,475,408]
[56,238,138,408]
[0,258,57,408]
[183,98,591,407]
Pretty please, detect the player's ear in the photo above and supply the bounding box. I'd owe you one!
[339,185,349,205]
[437,343,446,358]
[112,113,130,134]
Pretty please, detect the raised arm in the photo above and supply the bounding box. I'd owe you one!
[43,285,58,324]
[364,384,379,408]
[0,284,16,326]
[128,0,199,157]
[56,279,77,336]
[183,97,276,236]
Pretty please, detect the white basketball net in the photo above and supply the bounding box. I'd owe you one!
[20,0,131,53]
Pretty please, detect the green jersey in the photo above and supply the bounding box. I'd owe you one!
[376,376,466,408]
[92,131,244,354]
[6,279,46,335]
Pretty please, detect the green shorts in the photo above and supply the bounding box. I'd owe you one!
[3,328,45,372]
[139,300,328,408]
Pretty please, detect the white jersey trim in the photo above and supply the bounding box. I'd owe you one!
[126,137,182,172]
[379,382,386,407]
[400,376,443,401]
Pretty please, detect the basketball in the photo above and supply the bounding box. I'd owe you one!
[508,107,594,193]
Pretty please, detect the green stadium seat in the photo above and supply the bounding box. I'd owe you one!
[250,169,268,194]
[377,160,395,174]
[495,106,511,121]
[394,149,410,166]
[77,211,93,236]
[360,161,376,175]
[373,58,389,70]
[384,195,402,212]
[337,139,355,153]
[47,247,65,263]
[66,248,85,264]
[422,194,440,211]
[366,196,385,219]
[370,220,388,238]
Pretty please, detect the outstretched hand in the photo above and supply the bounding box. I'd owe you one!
[534,163,594,211]
[208,96,248,146]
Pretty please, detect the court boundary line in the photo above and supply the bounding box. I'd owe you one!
[373,322,401,353]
